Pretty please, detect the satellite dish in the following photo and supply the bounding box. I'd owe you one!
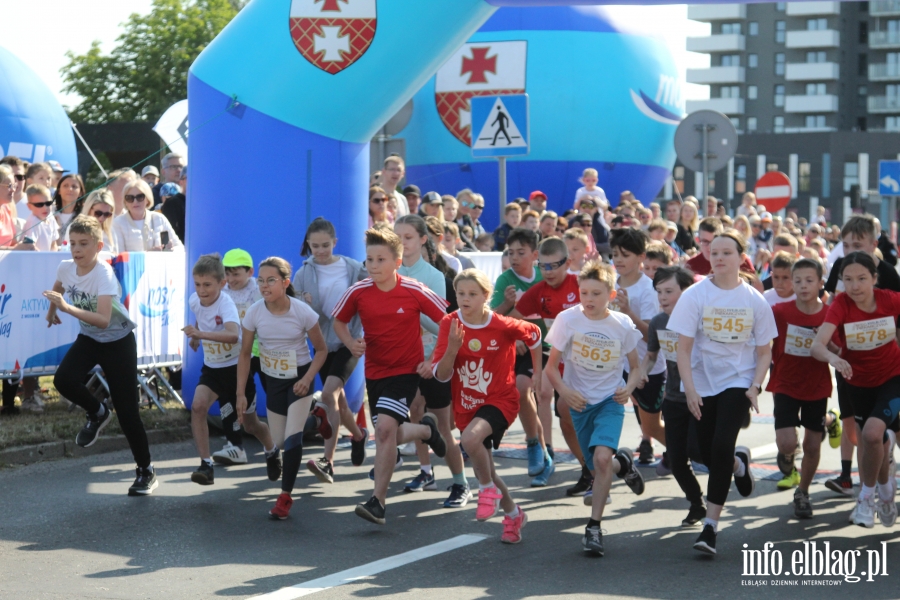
[674,110,738,173]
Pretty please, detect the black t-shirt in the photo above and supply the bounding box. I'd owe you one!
[161,193,185,244]
[825,256,900,293]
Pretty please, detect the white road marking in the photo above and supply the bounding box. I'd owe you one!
[249,534,488,600]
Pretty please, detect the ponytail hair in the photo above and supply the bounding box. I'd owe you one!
[301,217,336,257]
[423,215,455,278]
[259,256,296,297]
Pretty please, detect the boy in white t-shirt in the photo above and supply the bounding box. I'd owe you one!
[762,252,797,307]
[23,184,59,251]
[545,260,645,557]
[572,168,608,210]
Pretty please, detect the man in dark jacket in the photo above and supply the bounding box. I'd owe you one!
[162,166,186,244]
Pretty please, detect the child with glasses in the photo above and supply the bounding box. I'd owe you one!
[76,190,118,254]
[22,185,59,251]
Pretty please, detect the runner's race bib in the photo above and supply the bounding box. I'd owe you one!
[702,307,753,343]
[234,302,251,321]
[845,317,895,351]
[784,324,815,357]
[202,340,238,364]
[570,333,620,372]
[260,347,298,379]
[657,330,679,362]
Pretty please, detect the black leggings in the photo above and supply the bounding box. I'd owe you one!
[662,400,704,505]
[2,380,17,408]
[695,388,749,506]
[54,333,151,468]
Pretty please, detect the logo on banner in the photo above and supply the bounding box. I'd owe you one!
[435,41,527,145]
[630,74,684,126]
[0,284,12,339]
[289,0,377,74]
[140,281,175,325]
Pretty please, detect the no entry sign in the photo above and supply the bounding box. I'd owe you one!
[754,171,792,213]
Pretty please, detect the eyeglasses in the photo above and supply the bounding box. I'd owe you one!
[14,174,25,182]
[472,204,484,210]
[257,277,284,287]
[579,202,595,209]
[93,210,113,219]
[371,197,385,204]
[555,227,567,234]
[29,201,54,208]
[124,193,146,203]
[538,257,567,271]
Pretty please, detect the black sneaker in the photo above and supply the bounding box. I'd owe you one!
[693,524,716,555]
[776,452,795,477]
[637,439,654,464]
[793,488,813,519]
[582,525,604,556]
[351,427,368,466]
[128,466,158,496]
[266,448,282,482]
[355,496,386,525]
[682,502,707,527]
[307,457,334,484]
[191,461,215,485]
[75,405,113,448]
[0,405,20,417]
[368,450,403,481]
[443,483,471,508]
[734,446,755,497]
[566,466,593,497]
[420,412,447,458]
[615,448,645,495]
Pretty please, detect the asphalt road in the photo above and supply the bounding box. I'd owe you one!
[1,390,898,600]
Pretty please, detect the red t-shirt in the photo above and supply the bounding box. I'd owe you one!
[768,302,832,400]
[824,288,900,388]
[332,274,448,380]
[515,274,581,343]
[686,252,755,277]
[432,311,541,431]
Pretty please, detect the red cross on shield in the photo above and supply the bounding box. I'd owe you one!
[289,0,377,74]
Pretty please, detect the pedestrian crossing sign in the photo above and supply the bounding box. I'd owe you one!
[470,94,529,158]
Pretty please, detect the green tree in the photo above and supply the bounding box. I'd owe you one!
[61,0,239,123]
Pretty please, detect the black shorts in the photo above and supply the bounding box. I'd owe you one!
[366,373,420,425]
[514,350,548,378]
[419,376,452,410]
[843,376,900,431]
[263,363,312,416]
[773,394,828,432]
[834,371,853,419]
[625,371,666,414]
[473,404,509,450]
[250,355,267,396]
[198,363,256,409]
[319,347,359,384]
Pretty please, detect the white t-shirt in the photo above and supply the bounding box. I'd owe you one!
[574,186,609,208]
[615,274,665,375]
[314,257,347,318]
[242,296,319,375]
[56,260,135,343]
[189,292,241,368]
[223,282,262,323]
[763,288,795,307]
[546,305,642,405]
[442,251,462,274]
[668,278,777,397]
[55,211,75,232]
[24,214,59,251]
[15,198,29,220]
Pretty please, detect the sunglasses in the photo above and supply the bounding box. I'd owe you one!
[29,201,54,208]
[472,204,484,210]
[539,257,567,271]
[579,202,595,209]
[124,193,146,203]
[14,174,25,182]
[371,196,385,204]
[93,210,113,219]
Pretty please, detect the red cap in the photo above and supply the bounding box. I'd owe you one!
[529,190,547,201]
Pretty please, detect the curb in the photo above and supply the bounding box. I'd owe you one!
[0,426,193,467]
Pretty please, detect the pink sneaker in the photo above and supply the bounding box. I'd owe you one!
[476,486,502,521]
[501,506,527,544]
[269,493,293,520]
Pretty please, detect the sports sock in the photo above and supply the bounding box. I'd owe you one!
[265,445,277,456]
[479,482,495,492]
[859,484,875,500]
[421,464,433,476]
[505,505,520,518]
[526,437,539,447]
[876,481,893,500]
[92,404,107,419]
[734,457,747,478]
[841,460,851,478]
[202,458,213,467]
[452,472,467,486]
[587,518,600,528]
[702,518,718,532]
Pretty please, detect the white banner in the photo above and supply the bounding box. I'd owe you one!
[466,251,503,285]
[153,99,188,157]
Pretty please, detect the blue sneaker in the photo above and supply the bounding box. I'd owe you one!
[404,469,437,492]
[527,442,545,477]
[531,455,555,487]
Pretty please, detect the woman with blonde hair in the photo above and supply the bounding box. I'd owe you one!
[676,200,699,252]
[79,190,119,253]
[113,179,182,252]
[733,214,752,242]
[0,165,19,248]
[368,186,392,228]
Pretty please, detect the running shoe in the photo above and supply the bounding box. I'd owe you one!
[191,460,215,485]
[404,469,437,492]
[530,454,555,487]
[877,474,897,528]
[852,495,875,528]
[444,483,471,508]
[0,405,20,417]
[368,450,403,481]
[826,409,842,449]
[777,469,801,490]
[615,448,645,495]
[311,402,332,440]
[825,474,854,497]
[351,428,368,466]
[20,395,44,414]
[655,452,671,477]
[128,466,158,496]
[526,441,545,477]
[582,525,604,556]
[693,524,717,555]
[355,496,386,525]
[500,507,527,544]
[476,486,503,521]
[75,405,113,448]
[265,448,282,482]
[637,439,654,465]
[398,441,418,456]
[269,493,293,520]
[307,457,334,484]
[566,467,593,496]
[776,452,795,478]
[733,446,755,497]
[420,413,447,458]
[682,503,707,527]
[793,488,813,519]
[582,491,611,506]
[212,442,248,465]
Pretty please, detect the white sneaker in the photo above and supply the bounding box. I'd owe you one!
[212,442,248,465]
[852,495,876,528]
[398,441,418,456]
[20,396,44,414]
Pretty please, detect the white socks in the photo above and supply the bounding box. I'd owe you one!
[421,464,433,475]
[703,518,718,532]
[734,456,747,478]
[860,484,875,500]
[876,482,893,501]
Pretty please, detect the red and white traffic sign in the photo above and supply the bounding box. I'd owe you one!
[754,171,792,213]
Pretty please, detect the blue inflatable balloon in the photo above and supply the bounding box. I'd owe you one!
[0,47,78,172]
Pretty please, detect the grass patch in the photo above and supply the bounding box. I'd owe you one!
[0,377,188,451]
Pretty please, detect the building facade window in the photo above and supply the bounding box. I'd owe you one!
[859,54,868,77]
[767,163,779,172]
[736,164,747,194]
[747,117,757,131]
[860,21,868,44]
[749,54,758,68]
[805,115,826,128]
[806,51,826,63]
[807,18,828,31]
[722,23,742,34]
[721,54,741,66]
[799,162,811,192]
[730,117,741,131]
[749,22,759,36]
[721,85,741,98]
[774,116,784,133]
[775,84,785,106]
[748,85,758,99]
[886,116,900,131]
[776,53,785,75]
[806,83,826,95]
[776,21,786,43]
[844,162,858,193]
[776,2,786,10]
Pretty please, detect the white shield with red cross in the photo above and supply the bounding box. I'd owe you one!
[434,41,527,145]
[289,0,376,75]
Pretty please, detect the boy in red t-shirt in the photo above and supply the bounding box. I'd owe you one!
[433,270,542,544]
[333,228,450,525]
[768,258,841,518]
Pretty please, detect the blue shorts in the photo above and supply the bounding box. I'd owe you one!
[570,399,625,458]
